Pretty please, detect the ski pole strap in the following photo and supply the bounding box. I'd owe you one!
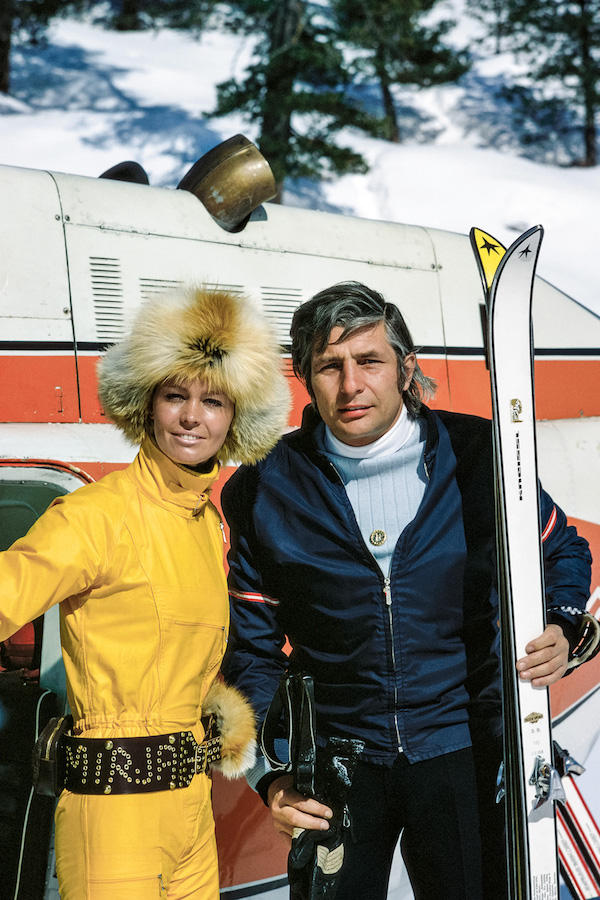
[260,671,317,797]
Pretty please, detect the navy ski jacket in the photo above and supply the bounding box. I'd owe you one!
[221,406,592,764]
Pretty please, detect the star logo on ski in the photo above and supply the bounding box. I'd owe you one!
[479,238,501,256]
[519,245,532,258]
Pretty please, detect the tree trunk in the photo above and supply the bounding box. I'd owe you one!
[0,2,12,94]
[258,0,305,202]
[114,0,143,31]
[578,0,597,166]
[375,50,400,142]
[493,0,505,55]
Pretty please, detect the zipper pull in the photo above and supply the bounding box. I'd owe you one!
[383,577,392,606]
[329,460,342,482]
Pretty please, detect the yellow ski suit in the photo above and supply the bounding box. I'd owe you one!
[0,438,229,898]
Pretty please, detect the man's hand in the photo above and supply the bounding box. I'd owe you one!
[267,774,332,846]
[516,624,569,686]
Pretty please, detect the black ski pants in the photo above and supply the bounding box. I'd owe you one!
[334,745,507,900]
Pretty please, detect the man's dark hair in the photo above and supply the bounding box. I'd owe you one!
[290,281,436,417]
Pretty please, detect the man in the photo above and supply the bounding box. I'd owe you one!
[221,281,598,899]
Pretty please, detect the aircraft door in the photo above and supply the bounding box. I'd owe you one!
[0,166,80,423]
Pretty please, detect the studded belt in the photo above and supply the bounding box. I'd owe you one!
[62,721,221,795]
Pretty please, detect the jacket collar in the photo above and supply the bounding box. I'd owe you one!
[131,437,220,517]
[289,403,439,466]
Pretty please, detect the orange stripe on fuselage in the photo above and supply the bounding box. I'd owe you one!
[0,355,79,421]
[77,354,104,421]
[3,353,599,424]
[70,354,600,425]
[444,358,600,420]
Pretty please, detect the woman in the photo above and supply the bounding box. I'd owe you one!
[0,286,289,898]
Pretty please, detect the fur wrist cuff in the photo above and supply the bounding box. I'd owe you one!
[204,680,256,778]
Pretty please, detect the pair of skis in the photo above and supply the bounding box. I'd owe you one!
[471,226,599,900]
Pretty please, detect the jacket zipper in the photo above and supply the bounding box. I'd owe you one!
[384,576,403,753]
[326,459,404,754]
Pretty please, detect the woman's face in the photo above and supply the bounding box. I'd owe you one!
[151,378,234,467]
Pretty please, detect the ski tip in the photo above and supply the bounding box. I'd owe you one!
[470,227,506,292]
[504,224,544,262]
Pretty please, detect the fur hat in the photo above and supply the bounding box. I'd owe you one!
[97,286,290,464]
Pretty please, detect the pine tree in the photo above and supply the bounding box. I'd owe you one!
[465,0,512,55]
[113,0,143,31]
[332,0,469,143]
[507,0,600,166]
[209,0,379,202]
[1,1,80,94]
[0,3,12,94]
[111,0,218,32]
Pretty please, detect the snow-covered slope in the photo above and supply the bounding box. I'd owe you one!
[1,8,599,315]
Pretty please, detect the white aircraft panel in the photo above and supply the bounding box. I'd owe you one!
[63,224,445,348]
[0,165,73,341]
[537,417,600,526]
[52,169,437,272]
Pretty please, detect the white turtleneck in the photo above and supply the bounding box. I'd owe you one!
[319,406,428,574]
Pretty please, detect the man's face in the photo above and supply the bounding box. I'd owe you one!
[310,321,415,446]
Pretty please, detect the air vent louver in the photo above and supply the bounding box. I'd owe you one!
[139,277,183,300]
[90,257,124,341]
[203,282,245,295]
[261,286,304,347]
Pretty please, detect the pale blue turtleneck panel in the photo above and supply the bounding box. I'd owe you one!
[318,408,428,575]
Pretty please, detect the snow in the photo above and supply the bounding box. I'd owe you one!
[1,10,598,316]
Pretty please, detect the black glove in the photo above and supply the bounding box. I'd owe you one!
[288,737,364,900]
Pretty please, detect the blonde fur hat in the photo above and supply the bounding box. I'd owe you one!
[97,286,290,464]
